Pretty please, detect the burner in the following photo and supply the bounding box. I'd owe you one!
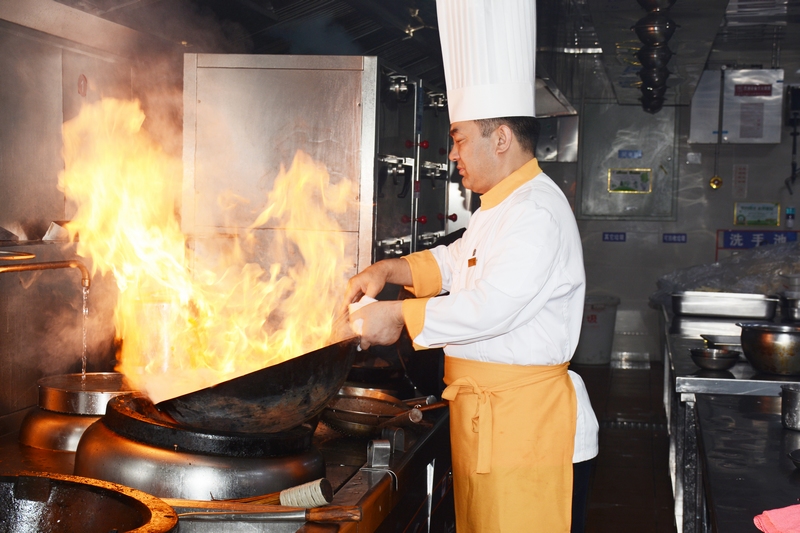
[19,372,135,452]
[74,394,325,500]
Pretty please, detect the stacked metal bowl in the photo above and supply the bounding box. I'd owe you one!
[737,323,800,375]
[689,348,740,371]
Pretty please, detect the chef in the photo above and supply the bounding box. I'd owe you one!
[344,0,598,531]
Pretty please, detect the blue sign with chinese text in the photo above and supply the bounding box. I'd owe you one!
[603,232,626,242]
[720,230,798,249]
[663,233,688,243]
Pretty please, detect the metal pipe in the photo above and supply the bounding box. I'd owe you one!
[713,66,726,177]
[0,250,36,260]
[0,260,91,288]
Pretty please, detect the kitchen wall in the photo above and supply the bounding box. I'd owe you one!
[542,53,800,363]
[0,5,175,434]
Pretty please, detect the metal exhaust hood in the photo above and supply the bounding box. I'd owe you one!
[535,74,578,117]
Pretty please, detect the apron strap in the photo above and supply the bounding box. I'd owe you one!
[442,362,569,474]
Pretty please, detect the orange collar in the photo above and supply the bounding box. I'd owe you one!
[480,158,542,210]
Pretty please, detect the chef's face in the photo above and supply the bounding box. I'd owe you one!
[449,120,497,194]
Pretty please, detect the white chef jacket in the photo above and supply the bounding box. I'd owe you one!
[401,158,599,463]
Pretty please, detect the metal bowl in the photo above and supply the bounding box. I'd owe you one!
[737,323,800,376]
[689,348,740,371]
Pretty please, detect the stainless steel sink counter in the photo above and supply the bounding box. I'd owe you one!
[668,334,799,397]
[696,394,800,533]
[660,306,800,533]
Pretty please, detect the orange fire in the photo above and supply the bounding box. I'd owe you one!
[59,98,355,403]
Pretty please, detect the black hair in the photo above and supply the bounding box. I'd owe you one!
[475,116,541,155]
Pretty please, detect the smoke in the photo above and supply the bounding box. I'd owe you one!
[116,1,255,157]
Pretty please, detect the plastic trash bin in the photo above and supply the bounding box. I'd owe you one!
[573,295,620,365]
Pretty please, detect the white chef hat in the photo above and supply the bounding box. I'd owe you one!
[436,0,537,123]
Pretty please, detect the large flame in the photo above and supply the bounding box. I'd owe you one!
[59,98,355,403]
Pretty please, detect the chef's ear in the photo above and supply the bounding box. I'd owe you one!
[495,124,513,154]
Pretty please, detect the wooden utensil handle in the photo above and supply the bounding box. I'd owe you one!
[416,400,448,412]
[306,506,362,522]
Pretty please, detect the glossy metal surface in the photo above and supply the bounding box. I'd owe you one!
[0,401,454,533]
[578,102,678,220]
[74,420,325,500]
[0,250,35,260]
[696,395,800,533]
[637,44,674,70]
[688,348,739,371]
[672,291,778,319]
[0,471,177,533]
[38,372,133,415]
[0,260,90,288]
[670,334,800,396]
[18,373,135,452]
[780,294,800,321]
[663,307,800,533]
[588,0,728,107]
[18,408,100,452]
[322,392,409,437]
[781,384,800,430]
[738,323,800,376]
[182,53,374,274]
[632,12,677,45]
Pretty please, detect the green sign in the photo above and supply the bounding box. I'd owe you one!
[734,202,780,226]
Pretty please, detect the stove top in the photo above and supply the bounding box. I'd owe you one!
[103,394,317,457]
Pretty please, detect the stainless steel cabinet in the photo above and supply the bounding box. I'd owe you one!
[182,54,457,271]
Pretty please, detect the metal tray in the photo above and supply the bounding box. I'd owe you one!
[672,291,778,319]
[700,334,747,360]
[700,334,742,349]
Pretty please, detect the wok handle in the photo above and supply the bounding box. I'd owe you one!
[416,400,449,412]
[166,498,362,523]
[307,505,363,522]
[377,408,424,429]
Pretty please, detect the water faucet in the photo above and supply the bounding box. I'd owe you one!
[0,260,91,288]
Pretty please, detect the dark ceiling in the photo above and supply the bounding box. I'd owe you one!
[55,0,449,89]
[55,0,800,108]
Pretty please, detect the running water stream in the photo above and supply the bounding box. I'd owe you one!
[82,286,89,382]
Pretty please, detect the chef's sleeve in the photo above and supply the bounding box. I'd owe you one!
[405,201,574,348]
[401,250,442,298]
[400,244,456,350]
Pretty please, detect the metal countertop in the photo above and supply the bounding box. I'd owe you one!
[696,394,800,533]
[668,335,800,396]
[665,309,800,396]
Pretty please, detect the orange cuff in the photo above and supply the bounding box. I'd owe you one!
[402,297,430,350]
[401,250,442,298]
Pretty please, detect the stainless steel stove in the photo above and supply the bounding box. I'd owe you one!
[0,399,454,532]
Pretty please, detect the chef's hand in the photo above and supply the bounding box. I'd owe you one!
[341,258,413,313]
[342,262,389,308]
[350,301,404,350]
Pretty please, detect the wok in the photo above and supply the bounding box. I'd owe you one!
[157,338,359,434]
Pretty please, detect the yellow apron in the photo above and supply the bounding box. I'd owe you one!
[442,356,577,533]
